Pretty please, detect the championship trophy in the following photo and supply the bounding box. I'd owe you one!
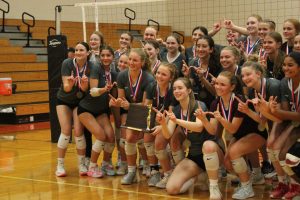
[121,104,155,132]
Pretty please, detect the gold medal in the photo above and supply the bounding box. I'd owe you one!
[258,123,266,131]
[182,139,191,150]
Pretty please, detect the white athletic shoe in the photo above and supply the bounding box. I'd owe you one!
[209,185,222,200]
[56,164,66,177]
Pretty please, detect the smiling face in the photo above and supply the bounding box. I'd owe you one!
[100,49,113,67]
[118,54,128,71]
[192,29,205,44]
[283,21,297,40]
[214,75,234,97]
[293,35,300,53]
[75,43,89,61]
[128,51,144,72]
[144,27,157,41]
[246,16,259,35]
[241,66,261,88]
[89,33,101,50]
[258,22,272,40]
[166,36,180,54]
[173,79,191,102]
[263,35,280,54]
[283,56,300,79]
[119,33,131,49]
[155,65,172,86]
[196,38,213,59]
[220,49,238,69]
[144,43,159,60]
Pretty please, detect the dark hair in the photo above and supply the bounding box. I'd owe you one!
[174,77,195,118]
[145,39,161,60]
[76,41,91,75]
[242,61,265,77]
[77,41,90,52]
[192,26,208,36]
[196,35,220,74]
[218,71,243,95]
[287,51,300,66]
[67,47,75,53]
[100,45,115,57]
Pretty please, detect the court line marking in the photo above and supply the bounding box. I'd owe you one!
[0,175,195,199]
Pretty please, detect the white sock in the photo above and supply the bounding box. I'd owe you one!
[209,179,218,186]
[57,158,64,165]
[128,166,136,173]
[241,180,250,186]
[89,162,97,169]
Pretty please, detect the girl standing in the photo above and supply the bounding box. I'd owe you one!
[78,46,118,178]
[55,42,93,177]
[144,63,177,188]
[161,34,185,77]
[110,48,155,184]
[281,19,300,55]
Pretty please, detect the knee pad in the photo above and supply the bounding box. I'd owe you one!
[104,142,115,154]
[267,148,277,162]
[57,133,70,149]
[203,152,219,171]
[114,127,121,140]
[92,140,105,153]
[155,149,169,160]
[231,157,248,174]
[75,135,86,150]
[125,142,137,155]
[137,139,145,149]
[280,160,295,176]
[172,150,185,164]
[144,142,155,156]
[119,138,126,148]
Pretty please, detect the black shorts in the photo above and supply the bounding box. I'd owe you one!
[187,154,206,171]
[56,98,78,110]
[120,107,128,115]
[234,129,268,141]
[77,105,109,117]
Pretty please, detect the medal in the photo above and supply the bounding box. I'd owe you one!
[76,91,83,99]
[181,105,190,135]
[246,37,260,55]
[73,58,87,98]
[182,139,191,149]
[156,83,169,110]
[288,78,300,112]
[129,70,143,102]
[258,123,265,131]
[219,93,235,122]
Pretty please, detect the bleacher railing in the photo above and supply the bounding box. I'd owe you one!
[0,0,9,32]
[22,12,35,47]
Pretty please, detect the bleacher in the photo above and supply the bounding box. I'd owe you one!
[0,18,192,124]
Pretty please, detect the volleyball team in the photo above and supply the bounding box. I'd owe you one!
[54,15,300,200]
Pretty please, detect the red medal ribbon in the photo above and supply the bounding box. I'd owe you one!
[73,58,87,90]
[129,70,143,102]
[152,60,161,74]
[180,104,190,135]
[246,37,260,55]
[219,93,235,122]
[288,78,300,112]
